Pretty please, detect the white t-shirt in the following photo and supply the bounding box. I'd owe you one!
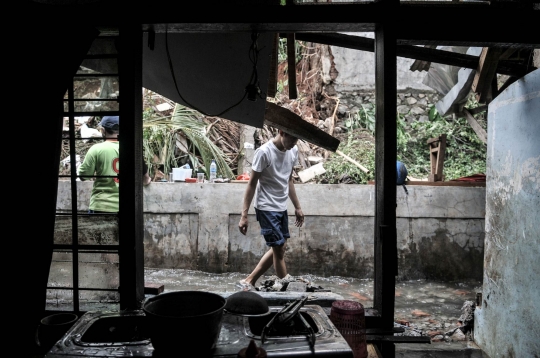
[252,140,298,212]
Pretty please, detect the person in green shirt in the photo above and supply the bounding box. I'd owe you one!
[78,116,151,213]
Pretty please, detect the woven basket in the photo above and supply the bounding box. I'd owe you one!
[330,300,367,358]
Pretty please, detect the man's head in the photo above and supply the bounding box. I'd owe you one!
[277,129,298,151]
[99,116,119,137]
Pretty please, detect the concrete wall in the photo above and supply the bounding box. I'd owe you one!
[56,181,485,281]
[327,32,434,92]
[474,69,540,357]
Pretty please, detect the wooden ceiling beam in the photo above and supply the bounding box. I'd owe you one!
[31,0,539,46]
[293,33,530,78]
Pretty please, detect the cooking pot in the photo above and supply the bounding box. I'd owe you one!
[143,291,226,355]
[224,291,271,317]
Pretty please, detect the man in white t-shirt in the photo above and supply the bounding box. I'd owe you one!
[237,129,304,291]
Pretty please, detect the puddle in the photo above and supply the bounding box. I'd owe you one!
[145,268,481,334]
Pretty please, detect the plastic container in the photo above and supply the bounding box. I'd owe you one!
[210,159,217,183]
[329,300,367,358]
[172,168,192,181]
[35,313,79,353]
[143,291,226,354]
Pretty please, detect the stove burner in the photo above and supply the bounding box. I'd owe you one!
[45,304,353,357]
[261,295,315,348]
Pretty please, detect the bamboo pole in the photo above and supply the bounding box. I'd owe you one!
[336,150,370,173]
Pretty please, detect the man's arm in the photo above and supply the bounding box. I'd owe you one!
[77,150,96,181]
[288,172,304,227]
[238,170,262,235]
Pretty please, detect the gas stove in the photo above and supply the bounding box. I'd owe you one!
[45,305,353,357]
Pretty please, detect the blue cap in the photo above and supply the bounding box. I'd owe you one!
[99,116,119,129]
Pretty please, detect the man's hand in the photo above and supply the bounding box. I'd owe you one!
[294,208,304,227]
[239,216,249,235]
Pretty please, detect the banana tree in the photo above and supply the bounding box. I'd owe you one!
[142,103,234,180]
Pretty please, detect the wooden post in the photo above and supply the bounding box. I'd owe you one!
[427,134,447,182]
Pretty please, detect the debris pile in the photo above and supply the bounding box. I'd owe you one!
[256,275,331,293]
[395,300,476,343]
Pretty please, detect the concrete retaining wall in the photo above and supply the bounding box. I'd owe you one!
[56,181,485,280]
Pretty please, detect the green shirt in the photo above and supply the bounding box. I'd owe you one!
[78,141,120,212]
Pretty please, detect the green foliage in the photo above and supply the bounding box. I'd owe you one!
[345,104,375,132]
[401,104,487,181]
[142,104,234,179]
[319,95,487,184]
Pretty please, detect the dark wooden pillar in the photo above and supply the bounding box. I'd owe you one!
[15,14,98,354]
[118,22,145,310]
[373,8,398,357]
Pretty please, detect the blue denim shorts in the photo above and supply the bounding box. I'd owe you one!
[255,208,290,247]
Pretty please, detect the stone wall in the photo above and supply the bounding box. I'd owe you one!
[55,181,485,281]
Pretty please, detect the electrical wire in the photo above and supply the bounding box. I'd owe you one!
[164,27,264,117]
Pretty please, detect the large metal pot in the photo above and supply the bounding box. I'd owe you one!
[143,291,226,355]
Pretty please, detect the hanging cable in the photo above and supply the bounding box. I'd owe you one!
[165,27,263,117]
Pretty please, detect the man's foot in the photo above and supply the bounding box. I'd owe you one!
[236,279,257,291]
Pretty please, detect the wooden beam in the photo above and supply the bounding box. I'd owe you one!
[462,109,487,144]
[264,101,340,152]
[266,33,279,98]
[294,33,529,78]
[499,46,517,60]
[428,134,446,182]
[472,47,504,103]
[409,45,436,72]
[287,33,297,99]
[373,20,397,330]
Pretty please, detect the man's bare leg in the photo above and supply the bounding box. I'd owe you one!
[244,248,274,286]
[272,243,287,279]
[244,241,288,285]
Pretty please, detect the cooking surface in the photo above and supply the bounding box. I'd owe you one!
[45,306,353,357]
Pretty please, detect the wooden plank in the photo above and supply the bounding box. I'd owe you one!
[287,33,297,99]
[266,33,279,98]
[472,47,504,103]
[264,101,340,152]
[428,134,446,182]
[462,108,487,144]
[435,134,446,181]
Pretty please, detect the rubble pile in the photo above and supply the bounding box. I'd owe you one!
[395,300,476,343]
[256,275,331,293]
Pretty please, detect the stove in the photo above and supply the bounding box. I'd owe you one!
[45,305,353,357]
